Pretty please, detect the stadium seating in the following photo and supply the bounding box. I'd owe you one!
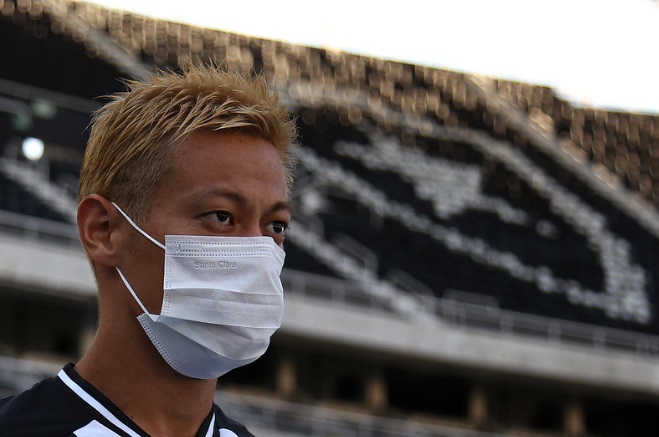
[0,171,67,222]
[2,2,659,435]
[2,0,658,333]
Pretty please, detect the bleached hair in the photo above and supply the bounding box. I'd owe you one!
[78,63,297,223]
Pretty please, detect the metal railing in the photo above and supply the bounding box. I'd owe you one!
[0,209,81,247]
[434,295,659,357]
[218,390,510,437]
[282,269,659,359]
[0,352,506,437]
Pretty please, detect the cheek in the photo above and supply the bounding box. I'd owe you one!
[123,240,166,314]
[144,252,166,312]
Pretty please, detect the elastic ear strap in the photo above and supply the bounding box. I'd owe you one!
[111,202,166,250]
[115,267,150,315]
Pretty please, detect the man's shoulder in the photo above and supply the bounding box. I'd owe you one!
[0,370,87,436]
[0,378,76,436]
[0,374,64,416]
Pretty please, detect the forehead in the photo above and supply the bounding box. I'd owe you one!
[160,130,289,203]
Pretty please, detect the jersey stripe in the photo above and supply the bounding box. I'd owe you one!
[58,369,143,437]
[73,420,121,436]
[205,414,216,437]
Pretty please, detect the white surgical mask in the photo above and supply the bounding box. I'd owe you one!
[112,202,285,380]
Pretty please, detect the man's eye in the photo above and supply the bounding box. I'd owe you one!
[210,211,232,225]
[267,221,288,235]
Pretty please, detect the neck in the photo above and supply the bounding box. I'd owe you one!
[76,311,217,437]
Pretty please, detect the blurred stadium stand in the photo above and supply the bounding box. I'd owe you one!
[1,0,659,435]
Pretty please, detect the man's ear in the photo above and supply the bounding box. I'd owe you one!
[77,194,122,267]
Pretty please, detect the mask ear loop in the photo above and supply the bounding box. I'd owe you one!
[111,202,166,250]
[111,201,165,316]
[115,267,150,315]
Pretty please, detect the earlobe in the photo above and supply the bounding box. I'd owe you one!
[77,194,121,267]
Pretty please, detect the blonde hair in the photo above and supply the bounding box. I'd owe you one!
[78,63,297,223]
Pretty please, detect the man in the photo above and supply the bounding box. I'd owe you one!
[0,64,297,436]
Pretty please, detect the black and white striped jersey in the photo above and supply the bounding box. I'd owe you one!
[0,363,255,437]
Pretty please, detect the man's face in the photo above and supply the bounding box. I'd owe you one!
[118,130,291,314]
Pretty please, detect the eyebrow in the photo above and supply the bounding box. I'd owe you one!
[190,186,293,215]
